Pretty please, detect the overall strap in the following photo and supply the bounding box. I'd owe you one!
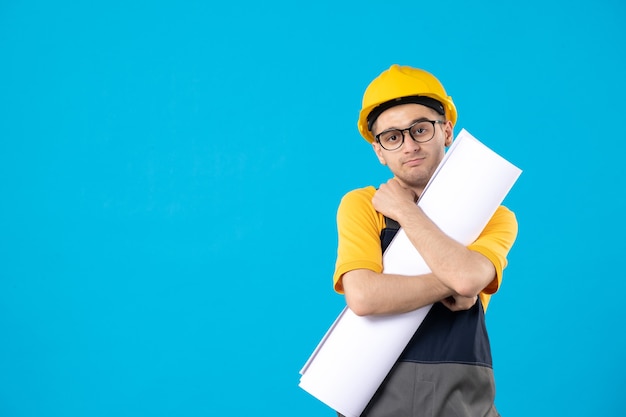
[380,216,400,253]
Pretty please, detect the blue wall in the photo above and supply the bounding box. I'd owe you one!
[1,1,624,416]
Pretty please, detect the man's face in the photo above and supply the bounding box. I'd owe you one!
[371,103,453,195]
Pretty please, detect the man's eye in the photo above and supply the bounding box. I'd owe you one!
[381,132,402,143]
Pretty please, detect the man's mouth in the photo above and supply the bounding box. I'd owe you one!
[403,157,425,167]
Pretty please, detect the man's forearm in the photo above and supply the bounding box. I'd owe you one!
[341,268,454,316]
[395,205,496,297]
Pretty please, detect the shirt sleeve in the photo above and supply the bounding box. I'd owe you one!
[333,187,386,294]
[468,205,518,310]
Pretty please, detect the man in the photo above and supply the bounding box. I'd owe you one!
[333,64,518,416]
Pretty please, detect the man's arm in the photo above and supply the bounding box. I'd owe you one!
[342,268,475,316]
[372,179,497,298]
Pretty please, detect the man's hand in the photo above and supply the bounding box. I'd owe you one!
[441,294,478,312]
[372,179,418,221]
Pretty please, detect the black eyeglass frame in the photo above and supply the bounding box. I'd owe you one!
[375,119,445,151]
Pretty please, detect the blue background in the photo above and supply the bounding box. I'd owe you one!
[1,0,624,416]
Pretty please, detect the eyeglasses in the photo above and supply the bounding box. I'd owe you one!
[375,119,445,151]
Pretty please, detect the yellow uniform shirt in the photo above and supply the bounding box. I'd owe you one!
[333,186,518,311]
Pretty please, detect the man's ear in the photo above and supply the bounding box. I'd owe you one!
[444,121,454,147]
[372,142,387,165]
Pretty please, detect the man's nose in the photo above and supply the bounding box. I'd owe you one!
[401,131,421,152]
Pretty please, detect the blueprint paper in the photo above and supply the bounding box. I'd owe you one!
[299,129,522,417]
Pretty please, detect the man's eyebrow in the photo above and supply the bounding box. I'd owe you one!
[379,117,431,133]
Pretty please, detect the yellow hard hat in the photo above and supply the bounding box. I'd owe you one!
[358,64,457,143]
